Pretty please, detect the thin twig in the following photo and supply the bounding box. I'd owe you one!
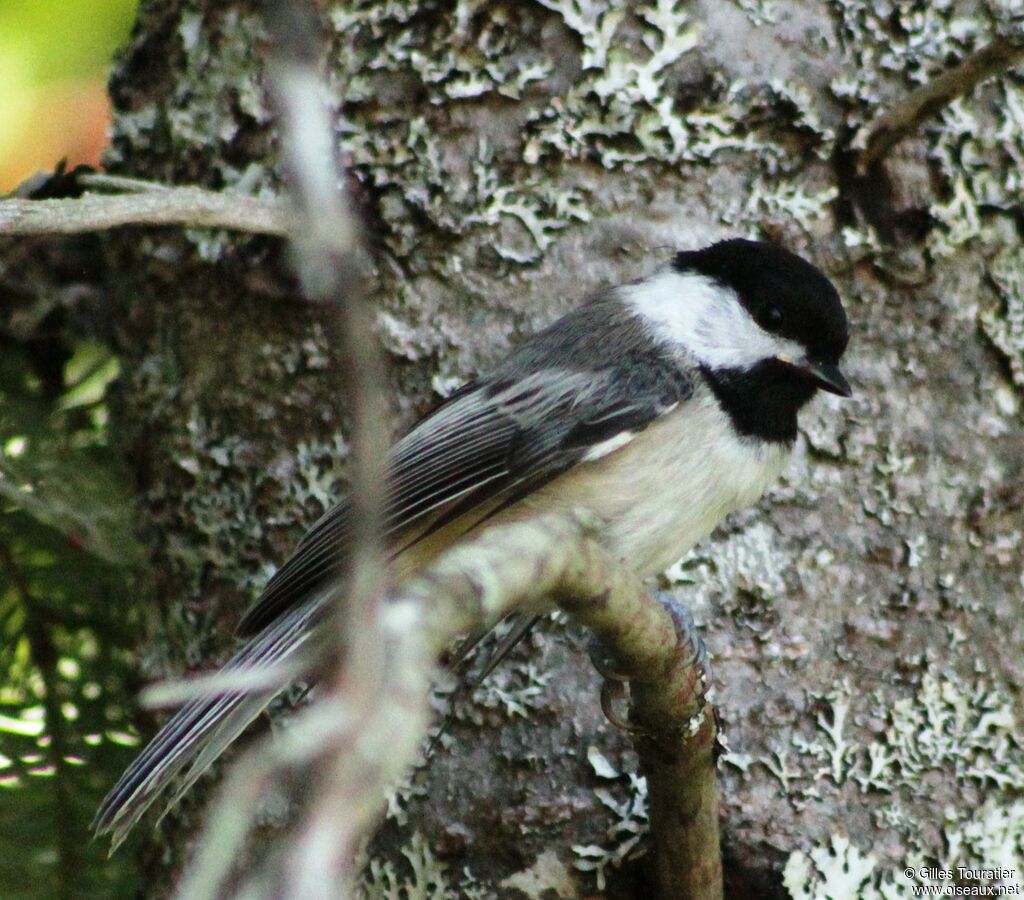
[140,656,310,708]
[77,173,175,192]
[265,3,390,899]
[0,184,292,236]
[854,32,1024,173]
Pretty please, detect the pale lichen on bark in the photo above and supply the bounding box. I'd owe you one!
[74,0,1024,895]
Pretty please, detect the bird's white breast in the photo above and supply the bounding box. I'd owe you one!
[518,393,790,576]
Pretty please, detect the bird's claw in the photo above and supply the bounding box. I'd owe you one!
[655,592,712,709]
[587,634,632,682]
[590,594,713,735]
[599,678,649,734]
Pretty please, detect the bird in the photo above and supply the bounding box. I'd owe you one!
[94,238,851,849]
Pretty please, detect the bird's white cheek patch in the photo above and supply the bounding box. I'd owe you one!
[622,269,806,371]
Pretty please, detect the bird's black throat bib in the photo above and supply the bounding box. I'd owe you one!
[700,359,819,444]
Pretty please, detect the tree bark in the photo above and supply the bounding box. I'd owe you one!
[97,0,1024,896]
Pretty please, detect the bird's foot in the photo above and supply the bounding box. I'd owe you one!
[589,593,712,736]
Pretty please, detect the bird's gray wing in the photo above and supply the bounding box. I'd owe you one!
[236,360,691,636]
[95,324,696,844]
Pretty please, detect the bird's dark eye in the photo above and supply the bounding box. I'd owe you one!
[761,304,784,328]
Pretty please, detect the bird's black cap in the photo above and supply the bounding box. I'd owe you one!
[673,239,849,365]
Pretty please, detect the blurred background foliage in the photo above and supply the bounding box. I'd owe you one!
[1,1,142,897]
[0,0,138,192]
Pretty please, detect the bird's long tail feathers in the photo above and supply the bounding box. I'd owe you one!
[92,597,325,852]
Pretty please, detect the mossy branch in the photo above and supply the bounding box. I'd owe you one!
[411,512,723,900]
[178,511,722,900]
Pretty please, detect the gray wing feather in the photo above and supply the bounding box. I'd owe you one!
[238,294,695,635]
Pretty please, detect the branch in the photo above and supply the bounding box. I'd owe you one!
[413,514,722,900]
[0,177,292,236]
[176,512,721,900]
[854,32,1024,173]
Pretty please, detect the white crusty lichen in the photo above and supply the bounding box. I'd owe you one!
[110,5,280,262]
[470,659,551,720]
[783,834,879,900]
[327,0,590,268]
[500,849,578,899]
[572,750,649,890]
[777,668,1024,796]
[359,831,451,900]
[523,1,833,173]
[331,0,852,266]
[114,6,270,154]
[166,411,264,586]
[771,666,1024,896]
[884,672,1023,787]
[732,0,779,27]
[279,433,349,526]
[783,799,1024,899]
[466,142,591,262]
[927,92,1023,258]
[523,3,715,167]
[325,0,977,269]
[831,0,1024,260]
[666,520,791,618]
[532,0,626,72]
[830,0,973,103]
[708,78,840,235]
[791,681,859,788]
[945,799,1024,878]
[980,244,1024,389]
[738,179,839,233]
[766,78,837,152]
[382,763,429,828]
[760,747,802,793]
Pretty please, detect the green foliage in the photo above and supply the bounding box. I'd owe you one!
[0,341,141,900]
[0,0,138,84]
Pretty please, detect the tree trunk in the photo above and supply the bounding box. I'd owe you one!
[103,0,1024,896]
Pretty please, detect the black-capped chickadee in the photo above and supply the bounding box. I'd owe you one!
[95,238,850,847]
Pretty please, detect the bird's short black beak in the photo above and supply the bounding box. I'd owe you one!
[776,354,852,397]
[799,359,852,397]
